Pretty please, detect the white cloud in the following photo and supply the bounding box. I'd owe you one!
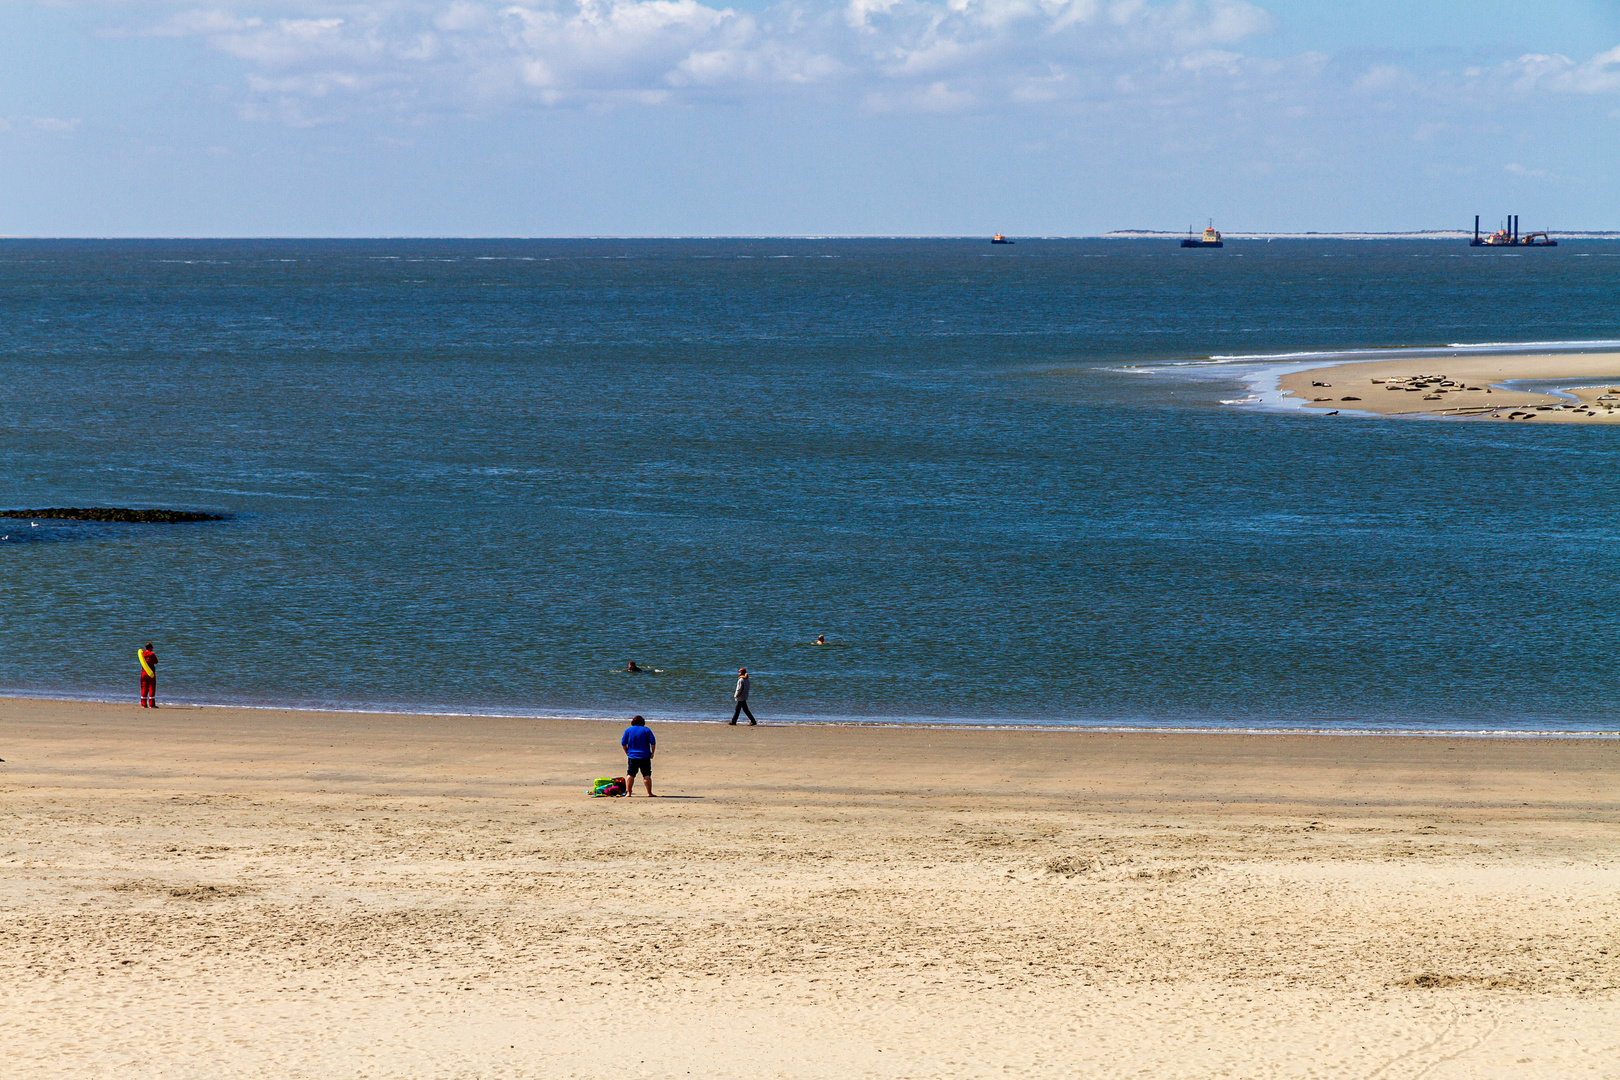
[31,116,83,132]
[1506,45,1620,95]
[142,10,266,36]
[1353,63,1406,93]
[864,78,975,111]
[77,0,1620,131]
[844,0,901,31]
[0,115,83,134]
[1176,49,1243,75]
[1504,162,1556,181]
[98,0,1279,120]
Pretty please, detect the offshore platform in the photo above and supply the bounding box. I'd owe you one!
[1471,215,1557,247]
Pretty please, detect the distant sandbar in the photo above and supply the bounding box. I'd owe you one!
[1277,352,1620,422]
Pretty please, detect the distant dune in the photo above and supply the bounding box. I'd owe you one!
[1106,229,1620,240]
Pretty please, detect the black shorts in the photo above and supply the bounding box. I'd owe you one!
[627,758,651,778]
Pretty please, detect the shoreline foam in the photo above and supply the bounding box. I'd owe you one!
[3,692,1613,737]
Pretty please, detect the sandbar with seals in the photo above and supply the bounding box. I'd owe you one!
[1277,351,1620,421]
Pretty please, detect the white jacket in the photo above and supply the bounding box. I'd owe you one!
[734,675,751,701]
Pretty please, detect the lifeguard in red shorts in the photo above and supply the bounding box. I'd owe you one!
[138,642,158,708]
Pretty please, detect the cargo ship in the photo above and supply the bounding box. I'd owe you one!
[1181,221,1223,248]
[991,234,1014,245]
[1470,215,1557,247]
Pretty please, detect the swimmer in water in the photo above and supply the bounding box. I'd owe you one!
[814,634,826,646]
[627,661,641,673]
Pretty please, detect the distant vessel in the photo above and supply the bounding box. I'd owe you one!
[1181,221,1223,248]
[991,234,1014,245]
[1470,215,1557,247]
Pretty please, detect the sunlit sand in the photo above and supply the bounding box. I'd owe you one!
[3,700,1617,1077]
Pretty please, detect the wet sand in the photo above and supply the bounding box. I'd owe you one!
[2,698,1618,1078]
[1276,352,1620,421]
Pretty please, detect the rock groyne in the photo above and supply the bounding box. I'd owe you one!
[1,508,228,523]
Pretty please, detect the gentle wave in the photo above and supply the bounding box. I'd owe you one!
[1215,339,1620,362]
[1132,339,1620,368]
[5,691,1615,738]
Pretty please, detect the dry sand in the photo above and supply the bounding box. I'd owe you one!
[2,699,1617,1079]
[1277,352,1620,421]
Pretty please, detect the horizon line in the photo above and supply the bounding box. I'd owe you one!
[4,231,1620,241]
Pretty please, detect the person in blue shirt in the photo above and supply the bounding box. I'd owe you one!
[620,715,657,796]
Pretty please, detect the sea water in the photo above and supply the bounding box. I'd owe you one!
[3,238,1619,732]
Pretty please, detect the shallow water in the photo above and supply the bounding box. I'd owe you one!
[4,238,1619,731]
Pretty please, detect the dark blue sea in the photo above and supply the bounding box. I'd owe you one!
[4,238,1619,732]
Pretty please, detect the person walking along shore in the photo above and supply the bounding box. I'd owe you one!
[729,667,757,725]
[138,642,158,708]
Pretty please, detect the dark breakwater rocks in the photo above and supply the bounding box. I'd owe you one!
[1,508,228,523]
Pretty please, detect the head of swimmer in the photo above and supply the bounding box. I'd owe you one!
[627,661,640,672]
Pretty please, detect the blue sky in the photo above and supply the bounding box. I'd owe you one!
[2,0,1618,235]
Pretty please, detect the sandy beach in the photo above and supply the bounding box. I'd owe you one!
[2,699,1617,1078]
[1277,352,1620,421]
